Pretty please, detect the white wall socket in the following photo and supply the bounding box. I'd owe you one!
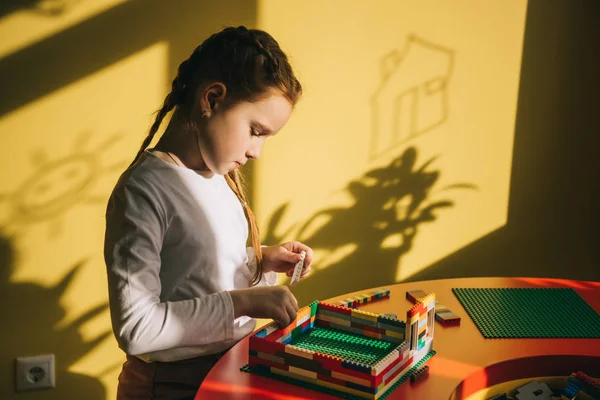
[15,354,55,392]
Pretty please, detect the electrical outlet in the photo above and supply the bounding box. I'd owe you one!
[15,354,55,391]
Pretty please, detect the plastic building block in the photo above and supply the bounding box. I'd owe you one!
[406,290,428,303]
[409,365,429,383]
[452,288,600,338]
[406,289,461,326]
[434,302,461,326]
[561,381,580,399]
[334,288,391,309]
[242,295,437,399]
[515,381,553,400]
[569,371,600,399]
[290,251,306,285]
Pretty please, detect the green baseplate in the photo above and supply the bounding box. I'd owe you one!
[241,325,436,399]
[452,287,600,338]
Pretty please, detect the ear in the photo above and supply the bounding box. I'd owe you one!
[202,82,227,114]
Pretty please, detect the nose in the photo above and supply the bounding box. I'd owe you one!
[246,142,263,160]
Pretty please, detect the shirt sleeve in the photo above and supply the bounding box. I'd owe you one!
[246,246,278,287]
[104,181,234,356]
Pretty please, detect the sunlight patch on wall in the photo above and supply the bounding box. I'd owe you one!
[0,0,128,59]
[255,0,527,300]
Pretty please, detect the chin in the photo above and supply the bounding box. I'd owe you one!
[206,162,226,176]
[226,164,241,174]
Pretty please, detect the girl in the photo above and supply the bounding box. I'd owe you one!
[104,26,313,400]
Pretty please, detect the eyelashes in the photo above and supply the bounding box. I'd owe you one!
[250,127,261,137]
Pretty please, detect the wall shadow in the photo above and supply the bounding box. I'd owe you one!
[0,230,110,397]
[1,131,128,233]
[1,0,258,397]
[261,33,467,305]
[409,0,600,283]
[263,146,475,307]
[0,0,257,118]
[0,0,80,19]
[370,34,454,161]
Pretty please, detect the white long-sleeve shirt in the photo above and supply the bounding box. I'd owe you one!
[104,150,276,362]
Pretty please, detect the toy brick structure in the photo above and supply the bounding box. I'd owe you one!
[406,289,461,326]
[247,293,436,399]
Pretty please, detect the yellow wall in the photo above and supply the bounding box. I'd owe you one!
[2,0,598,399]
[256,0,528,306]
[0,1,256,399]
[408,0,600,284]
[1,39,166,398]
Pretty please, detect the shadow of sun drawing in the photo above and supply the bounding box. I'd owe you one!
[0,131,129,237]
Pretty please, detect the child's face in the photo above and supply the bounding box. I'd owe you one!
[199,90,293,175]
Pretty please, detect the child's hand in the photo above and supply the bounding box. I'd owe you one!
[229,286,298,328]
[262,241,313,279]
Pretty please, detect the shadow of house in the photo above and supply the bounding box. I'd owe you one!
[370,35,454,161]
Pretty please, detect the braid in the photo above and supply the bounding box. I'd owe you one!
[129,47,202,167]
[247,31,279,68]
[177,45,205,102]
[236,26,301,104]
[225,26,280,74]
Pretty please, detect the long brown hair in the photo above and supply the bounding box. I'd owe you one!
[131,26,302,284]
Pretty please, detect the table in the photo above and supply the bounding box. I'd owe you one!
[196,277,600,399]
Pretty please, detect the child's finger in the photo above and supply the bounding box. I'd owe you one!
[284,248,303,264]
[300,265,311,278]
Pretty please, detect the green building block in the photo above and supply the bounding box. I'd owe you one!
[452,288,600,338]
[290,326,396,366]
